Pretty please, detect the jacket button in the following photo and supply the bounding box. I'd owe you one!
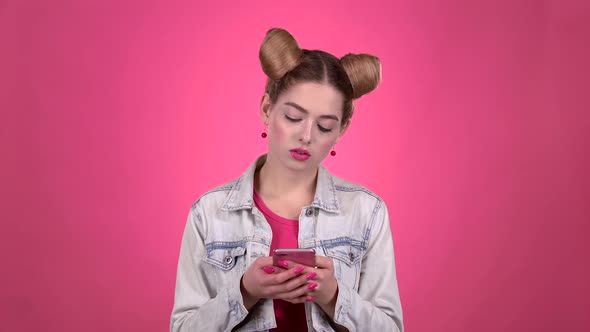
[305,208,314,217]
[348,252,355,262]
[224,255,233,265]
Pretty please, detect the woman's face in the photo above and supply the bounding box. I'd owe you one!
[261,82,346,173]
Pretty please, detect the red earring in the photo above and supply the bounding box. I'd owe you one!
[261,124,268,138]
[330,150,336,156]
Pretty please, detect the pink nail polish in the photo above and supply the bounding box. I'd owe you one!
[263,266,275,274]
[306,296,315,302]
[306,272,317,280]
[293,266,305,274]
[307,283,318,290]
[277,260,288,268]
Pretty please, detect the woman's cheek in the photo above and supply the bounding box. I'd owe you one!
[270,121,286,142]
[317,138,335,155]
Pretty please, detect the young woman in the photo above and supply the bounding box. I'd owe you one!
[171,28,403,332]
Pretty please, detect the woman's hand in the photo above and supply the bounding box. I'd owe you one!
[279,256,339,316]
[240,256,339,319]
[240,257,310,310]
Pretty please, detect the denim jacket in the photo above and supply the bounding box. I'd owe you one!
[170,155,403,332]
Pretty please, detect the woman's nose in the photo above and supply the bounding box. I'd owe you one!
[298,121,313,145]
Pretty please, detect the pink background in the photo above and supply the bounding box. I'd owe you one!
[1,0,589,331]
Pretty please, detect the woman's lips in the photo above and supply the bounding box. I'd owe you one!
[290,148,311,161]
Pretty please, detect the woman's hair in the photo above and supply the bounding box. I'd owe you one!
[259,28,381,127]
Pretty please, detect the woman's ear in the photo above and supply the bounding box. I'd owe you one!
[260,93,272,124]
[335,120,350,144]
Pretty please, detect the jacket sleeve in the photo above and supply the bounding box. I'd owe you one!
[170,203,250,332]
[332,199,404,331]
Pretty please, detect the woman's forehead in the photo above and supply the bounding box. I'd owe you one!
[277,82,344,116]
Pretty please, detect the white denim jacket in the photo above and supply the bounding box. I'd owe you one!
[170,155,403,332]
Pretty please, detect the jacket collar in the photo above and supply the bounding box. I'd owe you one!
[221,154,341,213]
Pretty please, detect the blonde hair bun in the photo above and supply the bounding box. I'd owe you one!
[259,28,303,80]
[340,53,381,99]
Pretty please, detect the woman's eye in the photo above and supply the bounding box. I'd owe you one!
[285,115,301,122]
[318,125,333,133]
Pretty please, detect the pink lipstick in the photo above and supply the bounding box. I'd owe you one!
[290,148,311,161]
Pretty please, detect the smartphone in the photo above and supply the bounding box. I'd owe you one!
[273,248,316,267]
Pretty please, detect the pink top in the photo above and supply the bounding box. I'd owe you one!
[253,190,307,332]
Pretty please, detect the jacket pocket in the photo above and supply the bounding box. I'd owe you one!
[203,241,247,271]
[321,237,365,291]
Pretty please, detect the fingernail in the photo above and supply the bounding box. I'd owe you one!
[293,266,305,274]
[277,260,288,268]
[263,266,275,274]
[306,272,317,280]
[307,283,318,290]
[306,296,315,302]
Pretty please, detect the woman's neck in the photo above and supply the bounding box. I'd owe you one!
[255,155,317,202]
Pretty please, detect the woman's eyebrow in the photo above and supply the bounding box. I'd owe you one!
[284,101,340,121]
